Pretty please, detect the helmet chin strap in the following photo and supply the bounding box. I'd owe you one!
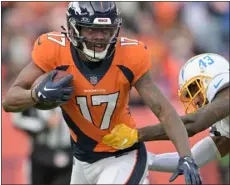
[82,42,110,62]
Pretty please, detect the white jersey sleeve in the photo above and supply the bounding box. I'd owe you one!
[206,72,229,102]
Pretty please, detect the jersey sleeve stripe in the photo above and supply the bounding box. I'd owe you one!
[117,65,134,85]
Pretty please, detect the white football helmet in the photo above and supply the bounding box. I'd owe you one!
[178,53,229,114]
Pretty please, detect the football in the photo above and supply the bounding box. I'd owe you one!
[31,70,73,110]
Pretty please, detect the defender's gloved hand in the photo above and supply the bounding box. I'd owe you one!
[102,123,138,150]
[169,156,202,185]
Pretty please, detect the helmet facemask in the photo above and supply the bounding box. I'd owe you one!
[67,17,121,62]
[179,76,211,114]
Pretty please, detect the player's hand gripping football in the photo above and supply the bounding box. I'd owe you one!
[170,156,202,185]
[102,124,138,150]
[32,70,74,104]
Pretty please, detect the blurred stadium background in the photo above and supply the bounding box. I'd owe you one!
[1,1,229,184]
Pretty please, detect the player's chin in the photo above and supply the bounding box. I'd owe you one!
[87,44,107,52]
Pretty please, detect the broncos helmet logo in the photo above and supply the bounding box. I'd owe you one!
[68,2,82,15]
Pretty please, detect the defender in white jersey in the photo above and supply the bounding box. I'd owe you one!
[101,53,229,174]
[146,53,230,172]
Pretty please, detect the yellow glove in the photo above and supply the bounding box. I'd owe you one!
[102,123,138,150]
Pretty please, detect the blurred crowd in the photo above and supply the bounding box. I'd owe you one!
[2,2,229,184]
[2,2,229,98]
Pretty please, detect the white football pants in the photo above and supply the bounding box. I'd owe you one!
[70,147,148,184]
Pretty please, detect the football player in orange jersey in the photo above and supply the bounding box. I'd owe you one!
[3,2,201,184]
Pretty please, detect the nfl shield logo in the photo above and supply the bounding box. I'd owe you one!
[90,76,98,85]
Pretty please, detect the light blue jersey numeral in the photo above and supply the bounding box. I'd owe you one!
[199,56,214,68]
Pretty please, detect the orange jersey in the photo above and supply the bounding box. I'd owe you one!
[32,32,151,162]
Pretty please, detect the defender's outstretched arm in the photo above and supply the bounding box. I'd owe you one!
[138,87,229,141]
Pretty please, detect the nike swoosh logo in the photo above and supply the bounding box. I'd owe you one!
[120,138,128,146]
[214,78,223,89]
[184,161,191,169]
[38,92,46,98]
[44,86,57,91]
[37,37,42,45]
